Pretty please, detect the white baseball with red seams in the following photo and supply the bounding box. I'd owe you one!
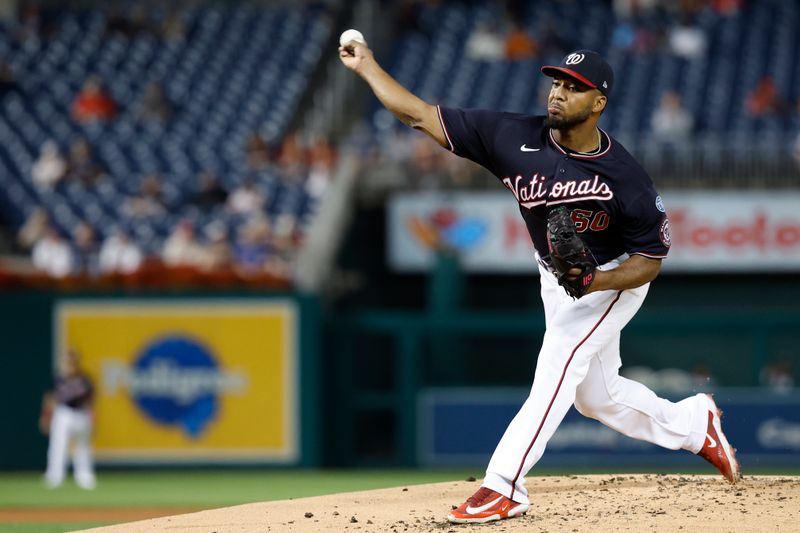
[481,254,710,503]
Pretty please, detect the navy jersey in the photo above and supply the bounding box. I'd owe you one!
[437,106,670,265]
[53,373,93,410]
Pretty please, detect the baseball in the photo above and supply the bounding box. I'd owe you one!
[339,29,366,46]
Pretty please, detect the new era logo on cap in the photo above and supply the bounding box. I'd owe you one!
[541,50,614,97]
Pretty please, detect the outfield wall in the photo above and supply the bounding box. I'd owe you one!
[2,288,798,470]
[417,388,800,468]
[0,291,321,469]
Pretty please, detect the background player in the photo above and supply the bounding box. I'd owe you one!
[339,38,740,524]
[40,348,97,490]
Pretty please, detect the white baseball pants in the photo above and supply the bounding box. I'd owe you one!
[483,256,709,504]
[45,405,96,489]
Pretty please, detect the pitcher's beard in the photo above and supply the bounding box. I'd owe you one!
[544,108,592,130]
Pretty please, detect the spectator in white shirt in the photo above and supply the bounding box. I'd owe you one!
[668,18,707,60]
[32,226,74,278]
[31,141,67,191]
[98,228,143,275]
[651,91,694,141]
[162,219,206,268]
[226,180,265,215]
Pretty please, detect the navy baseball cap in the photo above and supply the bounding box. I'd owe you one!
[541,50,614,97]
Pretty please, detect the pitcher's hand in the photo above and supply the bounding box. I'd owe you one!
[339,40,373,75]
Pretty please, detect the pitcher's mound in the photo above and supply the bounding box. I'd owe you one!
[77,474,800,532]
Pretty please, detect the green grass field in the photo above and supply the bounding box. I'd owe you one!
[0,469,479,533]
[2,466,798,532]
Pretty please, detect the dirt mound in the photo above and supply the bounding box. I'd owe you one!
[75,474,800,532]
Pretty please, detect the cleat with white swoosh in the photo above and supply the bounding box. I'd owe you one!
[447,486,529,524]
[697,394,741,484]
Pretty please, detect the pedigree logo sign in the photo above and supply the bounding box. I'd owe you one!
[56,300,300,464]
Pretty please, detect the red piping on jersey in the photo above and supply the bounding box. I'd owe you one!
[436,105,455,152]
[508,290,623,502]
[548,128,612,158]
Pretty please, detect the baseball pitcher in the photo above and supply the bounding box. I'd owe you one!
[340,38,740,524]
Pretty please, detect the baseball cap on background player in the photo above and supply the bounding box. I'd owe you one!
[541,50,614,97]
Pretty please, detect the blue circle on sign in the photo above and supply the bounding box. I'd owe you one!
[442,218,487,249]
[133,336,218,438]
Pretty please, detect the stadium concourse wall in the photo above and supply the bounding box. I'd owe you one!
[3,283,799,471]
[321,191,800,468]
[0,290,321,470]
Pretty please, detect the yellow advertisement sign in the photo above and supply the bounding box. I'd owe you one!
[55,300,298,464]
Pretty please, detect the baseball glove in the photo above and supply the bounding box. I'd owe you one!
[546,206,596,299]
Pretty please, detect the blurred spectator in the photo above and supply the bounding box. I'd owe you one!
[160,8,187,42]
[226,180,265,215]
[65,139,107,185]
[611,17,636,52]
[32,225,74,278]
[760,360,795,394]
[105,5,153,38]
[189,172,228,210]
[17,208,50,252]
[711,0,743,16]
[746,77,787,118]
[395,0,428,36]
[201,221,233,271]
[306,138,335,199]
[136,82,173,124]
[98,228,143,275]
[465,21,505,61]
[233,216,272,276]
[31,141,67,190]
[246,134,272,171]
[71,77,117,123]
[668,16,707,60]
[123,175,167,219]
[442,153,486,189]
[409,135,448,189]
[0,60,20,97]
[15,3,45,50]
[651,91,694,140]
[162,219,206,268]
[611,0,660,19]
[72,222,100,277]
[267,213,298,278]
[504,22,538,61]
[278,132,309,182]
[612,14,661,55]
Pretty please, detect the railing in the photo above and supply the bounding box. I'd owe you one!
[329,307,800,466]
[0,260,291,291]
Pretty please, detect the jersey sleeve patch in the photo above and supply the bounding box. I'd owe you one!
[622,188,671,258]
[659,216,671,248]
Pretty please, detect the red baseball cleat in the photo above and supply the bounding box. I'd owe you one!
[697,394,741,484]
[447,486,529,524]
